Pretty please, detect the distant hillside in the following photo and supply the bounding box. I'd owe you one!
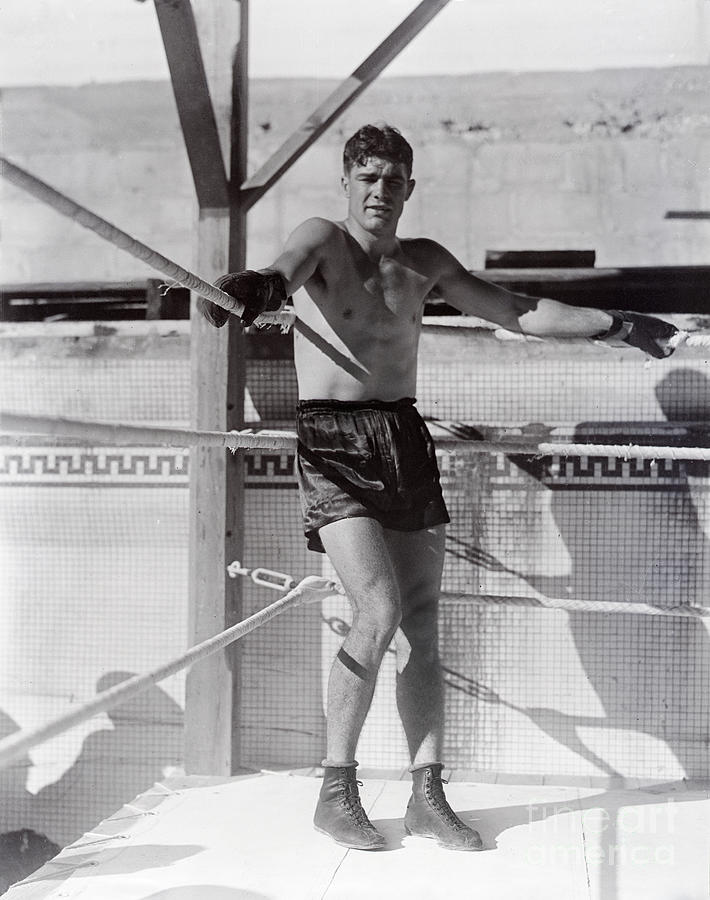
[4,68,709,156]
[2,68,709,283]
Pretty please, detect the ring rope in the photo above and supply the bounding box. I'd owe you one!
[0,156,292,329]
[440,592,708,618]
[227,561,708,619]
[0,412,295,451]
[0,574,342,770]
[2,411,710,461]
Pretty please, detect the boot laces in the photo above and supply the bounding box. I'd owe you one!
[427,774,466,830]
[339,777,372,828]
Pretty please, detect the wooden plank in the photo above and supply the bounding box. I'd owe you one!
[665,210,710,219]
[223,0,250,774]
[0,280,156,296]
[485,250,596,269]
[144,278,162,319]
[240,0,453,207]
[0,280,189,320]
[480,266,710,313]
[184,0,246,776]
[154,0,229,210]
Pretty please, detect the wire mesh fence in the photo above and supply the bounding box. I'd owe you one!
[1,321,708,848]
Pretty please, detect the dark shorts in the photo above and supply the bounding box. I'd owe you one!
[296,397,450,553]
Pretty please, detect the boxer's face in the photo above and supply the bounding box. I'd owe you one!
[342,156,414,235]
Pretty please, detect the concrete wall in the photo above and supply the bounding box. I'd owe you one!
[2,67,709,285]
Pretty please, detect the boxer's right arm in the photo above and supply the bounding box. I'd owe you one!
[199,217,335,327]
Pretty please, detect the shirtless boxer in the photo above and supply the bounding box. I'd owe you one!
[201,124,678,851]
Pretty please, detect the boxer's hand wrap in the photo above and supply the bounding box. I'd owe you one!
[198,269,288,328]
[592,310,679,359]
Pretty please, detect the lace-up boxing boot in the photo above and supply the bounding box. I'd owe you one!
[404,764,483,850]
[313,764,386,850]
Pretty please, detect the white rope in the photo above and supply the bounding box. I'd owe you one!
[0,574,340,770]
[684,333,710,349]
[441,592,709,618]
[2,411,710,461]
[228,564,708,620]
[508,441,710,461]
[227,563,708,619]
[0,412,296,451]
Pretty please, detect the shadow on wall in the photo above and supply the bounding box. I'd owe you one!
[511,368,710,778]
[0,710,59,895]
[0,829,59,896]
[0,672,184,893]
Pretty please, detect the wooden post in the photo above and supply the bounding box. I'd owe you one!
[144,278,163,319]
[182,0,247,775]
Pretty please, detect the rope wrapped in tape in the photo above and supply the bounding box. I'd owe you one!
[0,156,293,328]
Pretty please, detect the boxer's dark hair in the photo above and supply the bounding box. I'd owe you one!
[343,124,413,176]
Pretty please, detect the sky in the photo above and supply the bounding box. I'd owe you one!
[0,0,709,86]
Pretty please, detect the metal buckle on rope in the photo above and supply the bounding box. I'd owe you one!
[227,561,297,592]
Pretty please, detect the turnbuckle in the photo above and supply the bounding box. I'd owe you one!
[227,560,297,592]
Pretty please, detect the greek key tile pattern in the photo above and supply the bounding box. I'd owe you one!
[438,449,708,489]
[3,446,704,490]
[0,447,190,485]
[245,452,297,485]
[0,447,298,488]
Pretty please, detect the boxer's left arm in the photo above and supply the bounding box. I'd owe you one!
[428,241,679,357]
[514,299,679,358]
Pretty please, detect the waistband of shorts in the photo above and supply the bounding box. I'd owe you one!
[297,397,417,414]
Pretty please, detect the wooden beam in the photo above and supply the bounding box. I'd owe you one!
[184,0,247,776]
[665,210,710,220]
[155,0,229,209]
[479,265,710,314]
[485,250,597,269]
[240,0,453,207]
[222,0,250,775]
[144,278,163,319]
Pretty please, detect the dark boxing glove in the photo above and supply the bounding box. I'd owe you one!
[592,310,679,359]
[198,268,288,328]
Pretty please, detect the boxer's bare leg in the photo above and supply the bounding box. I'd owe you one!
[313,516,400,849]
[319,516,401,765]
[385,524,446,768]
